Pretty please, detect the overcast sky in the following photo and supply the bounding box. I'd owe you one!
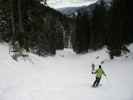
[46,0,97,9]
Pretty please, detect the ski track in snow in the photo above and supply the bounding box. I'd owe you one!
[0,43,133,100]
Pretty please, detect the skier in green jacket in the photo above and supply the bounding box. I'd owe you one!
[92,65,107,87]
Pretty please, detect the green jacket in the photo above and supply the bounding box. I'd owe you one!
[95,68,106,78]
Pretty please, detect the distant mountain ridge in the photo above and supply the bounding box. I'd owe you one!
[57,0,112,16]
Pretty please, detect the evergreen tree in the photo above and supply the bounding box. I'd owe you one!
[73,12,90,53]
[0,1,12,42]
[108,0,132,58]
[90,0,107,50]
[127,0,133,43]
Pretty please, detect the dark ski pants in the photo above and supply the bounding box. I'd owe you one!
[93,77,101,87]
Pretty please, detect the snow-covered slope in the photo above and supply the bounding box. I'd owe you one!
[0,43,133,100]
[58,0,112,16]
[47,0,97,9]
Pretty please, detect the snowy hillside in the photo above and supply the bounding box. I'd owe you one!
[47,0,97,9]
[57,0,112,16]
[0,43,133,100]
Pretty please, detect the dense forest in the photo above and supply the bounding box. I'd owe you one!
[0,0,132,60]
[71,0,133,59]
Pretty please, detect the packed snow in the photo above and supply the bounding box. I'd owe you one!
[0,43,133,100]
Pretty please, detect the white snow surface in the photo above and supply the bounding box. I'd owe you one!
[47,0,97,9]
[0,43,133,100]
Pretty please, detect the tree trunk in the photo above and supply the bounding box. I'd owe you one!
[10,0,16,43]
[17,0,24,32]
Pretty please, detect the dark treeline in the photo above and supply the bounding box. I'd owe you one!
[72,0,133,59]
[108,0,133,58]
[0,0,133,59]
[0,0,74,59]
